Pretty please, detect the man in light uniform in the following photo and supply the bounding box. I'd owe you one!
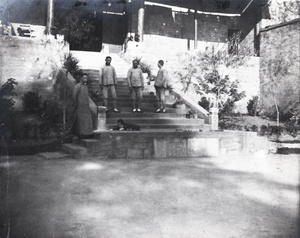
[127,59,144,113]
[99,56,119,112]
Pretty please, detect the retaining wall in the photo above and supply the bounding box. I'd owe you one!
[76,131,271,159]
[260,19,300,115]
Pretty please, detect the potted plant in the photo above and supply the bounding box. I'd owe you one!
[139,61,152,79]
[134,57,153,83]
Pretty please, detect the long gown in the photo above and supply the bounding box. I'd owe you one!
[74,83,93,136]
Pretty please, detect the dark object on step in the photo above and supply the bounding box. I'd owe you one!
[112,119,140,131]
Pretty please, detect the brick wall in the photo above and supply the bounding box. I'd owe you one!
[259,20,300,116]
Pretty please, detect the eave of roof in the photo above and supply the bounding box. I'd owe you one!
[260,18,300,32]
[144,1,241,17]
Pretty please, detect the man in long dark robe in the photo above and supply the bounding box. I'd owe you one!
[74,74,94,138]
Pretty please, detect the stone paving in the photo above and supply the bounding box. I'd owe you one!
[0,152,299,238]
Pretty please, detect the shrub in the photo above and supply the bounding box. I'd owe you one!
[41,99,76,138]
[0,78,18,116]
[63,53,83,82]
[268,125,284,135]
[284,112,300,137]
[247,96,259,116]
[0,78,18,136]
[22,91,42,113]
[251,125,258,132]
[198,97,210,111]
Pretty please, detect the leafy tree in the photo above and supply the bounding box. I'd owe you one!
[175,34,249,117]
[52,8,97,50]
[261,55,289,126]
[265,0,300,24]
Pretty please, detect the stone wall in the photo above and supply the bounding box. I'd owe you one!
[259,19,300,116]
[76,131,270,159]
[0,34,69,109]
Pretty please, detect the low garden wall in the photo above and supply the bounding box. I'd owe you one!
[79,130,271,159]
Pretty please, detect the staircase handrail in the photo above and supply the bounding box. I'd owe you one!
[170,88,209,123]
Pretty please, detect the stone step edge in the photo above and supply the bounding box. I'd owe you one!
[106,117,204,122]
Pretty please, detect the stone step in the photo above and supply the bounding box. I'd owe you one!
[107,117,204,125]
[106,123,205,130]
[72,137,101,148]
[104,102,176,109]
[92,98,173,107]
[61,143,88,159]
[107,112,187,118]
[110,126,211,132]
[107,97,158,103]
[276,143,300,154]
[103,107,179,113]
[37,151,72,159]
[62,138,111,159]
[89,88,158,97]
[93,94,172,103]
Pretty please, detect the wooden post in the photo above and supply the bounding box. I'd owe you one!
[46,0,54,35]
[137,4,144,42]
[194,10,198,49]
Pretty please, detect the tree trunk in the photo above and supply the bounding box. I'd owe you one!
[63,72,68,130]
[274,97,280,126]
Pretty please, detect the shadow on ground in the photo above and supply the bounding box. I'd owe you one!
[0,153,299,238]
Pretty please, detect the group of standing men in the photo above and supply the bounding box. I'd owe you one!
[99,56,169,113]
[73,56,169,138]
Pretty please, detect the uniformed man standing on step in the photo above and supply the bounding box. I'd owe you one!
[99,56,119,112]
[127,59,144,113]
[154,60,168,113]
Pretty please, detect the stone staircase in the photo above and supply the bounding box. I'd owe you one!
[84,69,206,131]
[70,50,208,131]
[60,50,210,159]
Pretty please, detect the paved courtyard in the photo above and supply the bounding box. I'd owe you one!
[0,152,299,238]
